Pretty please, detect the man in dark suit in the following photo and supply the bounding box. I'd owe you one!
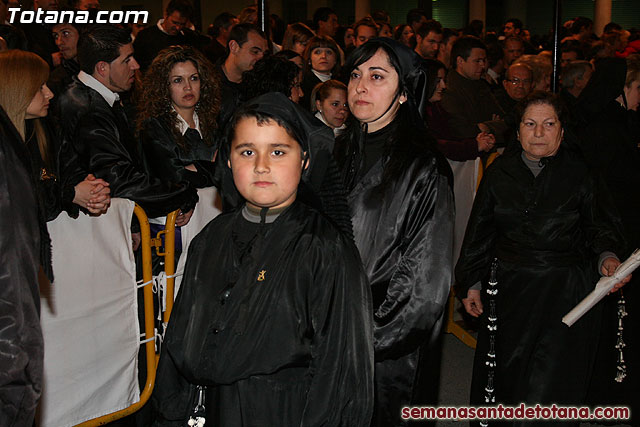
[56,25,197,221]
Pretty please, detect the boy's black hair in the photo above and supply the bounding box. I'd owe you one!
[223,95,309,163]
[226,109,302,154]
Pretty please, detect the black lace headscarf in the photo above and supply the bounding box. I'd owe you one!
[334,38,450,192]
[219,92,354,239]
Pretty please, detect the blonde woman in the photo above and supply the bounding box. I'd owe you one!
[0,50,110,222]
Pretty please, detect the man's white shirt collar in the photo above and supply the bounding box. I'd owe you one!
[78,71,119,107]
[157,19,169,35]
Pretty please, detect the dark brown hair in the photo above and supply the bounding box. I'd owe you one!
[303,35,341,75]
[137,46,220,150]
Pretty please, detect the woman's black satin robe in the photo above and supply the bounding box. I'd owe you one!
[455,147,625,423]
[152,201,374,426]
[0,107,43,426]
[140,116,216,189]
[348,152,454,426]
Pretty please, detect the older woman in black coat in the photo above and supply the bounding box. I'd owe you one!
[457,92,628,424]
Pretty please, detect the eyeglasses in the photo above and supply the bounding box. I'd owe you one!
[506,78,532,86]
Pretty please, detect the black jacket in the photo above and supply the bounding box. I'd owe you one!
[47,58,80,98]
[338,118,454,426]
[456,147,625,410]
[0,107,43,427]
[576,58,640,253]
[56,78,197,218]
[152,201,374,426]
[299,70,322,111]
[576,58,640,417]
[440,70,508,144]
[140,115,216,189]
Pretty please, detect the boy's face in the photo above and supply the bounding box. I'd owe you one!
[229,117,306,210]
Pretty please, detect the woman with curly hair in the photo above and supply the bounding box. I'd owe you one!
[138,45,220,189]
[300,35,341,110]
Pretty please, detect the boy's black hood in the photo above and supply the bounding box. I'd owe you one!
[232,92,335,188]
[219,92,353,238]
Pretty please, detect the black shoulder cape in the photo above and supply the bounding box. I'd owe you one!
[153,201,374,426]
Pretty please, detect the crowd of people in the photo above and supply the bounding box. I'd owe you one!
[1,0,639,425]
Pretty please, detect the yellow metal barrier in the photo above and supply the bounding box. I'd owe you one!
[75,206,179,426]
[158,210,178,322]
[476,151,500,191]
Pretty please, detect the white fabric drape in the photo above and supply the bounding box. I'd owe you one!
[448,158,480,268]
[174,186,223,296]
[39,199,139,427]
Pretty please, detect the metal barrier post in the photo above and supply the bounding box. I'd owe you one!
[158,210,178,322]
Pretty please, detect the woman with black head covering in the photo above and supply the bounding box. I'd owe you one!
[334,38,454,426]
[152,92,374,427]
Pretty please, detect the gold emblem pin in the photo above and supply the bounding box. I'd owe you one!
[257,270,266,281]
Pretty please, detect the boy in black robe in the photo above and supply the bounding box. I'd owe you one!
[152,92,374,426]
